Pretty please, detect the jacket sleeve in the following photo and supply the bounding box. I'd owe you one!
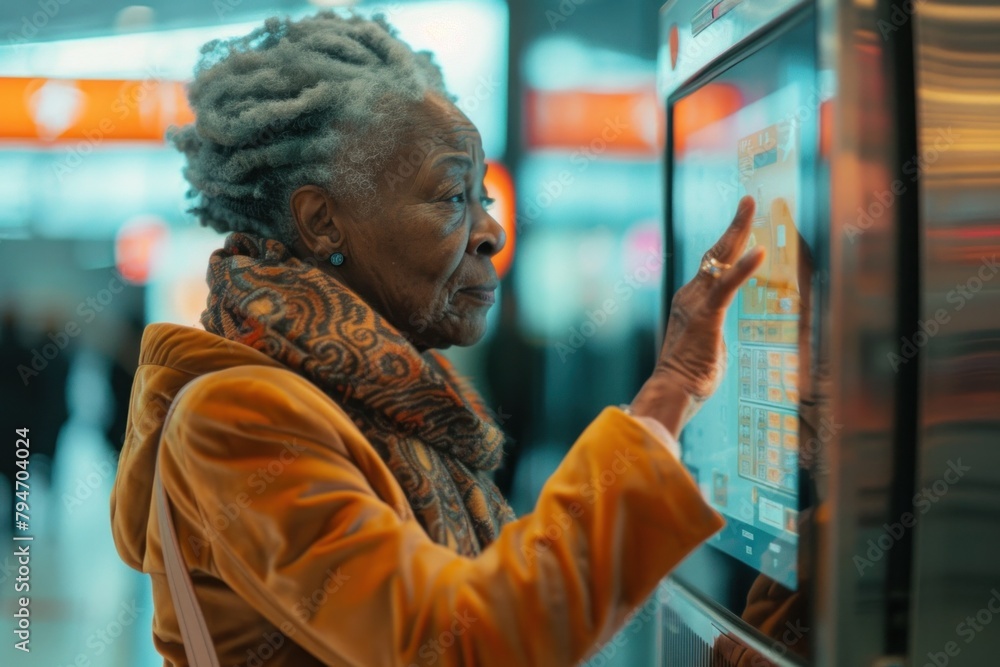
[159,368,724,667]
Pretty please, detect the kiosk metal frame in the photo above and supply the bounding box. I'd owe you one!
[656,1,1000,665]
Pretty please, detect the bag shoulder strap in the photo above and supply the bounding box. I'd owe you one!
[154,378,221,667]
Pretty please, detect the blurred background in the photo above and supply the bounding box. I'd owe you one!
[0,0,669,664]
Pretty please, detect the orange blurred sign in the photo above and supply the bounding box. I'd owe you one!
[672,83,743,153]
[0,76,194,141]
[525,88,664,155]
[484,160,516,279]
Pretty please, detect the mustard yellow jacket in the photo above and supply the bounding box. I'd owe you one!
[110,323,724,666]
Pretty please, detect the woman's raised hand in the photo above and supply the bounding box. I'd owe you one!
[630,195,766,441]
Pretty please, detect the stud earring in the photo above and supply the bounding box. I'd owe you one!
[329,252,345,266]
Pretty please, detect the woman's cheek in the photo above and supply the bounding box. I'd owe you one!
[421,233,467,286]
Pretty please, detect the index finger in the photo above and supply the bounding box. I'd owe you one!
[703,195,757,265]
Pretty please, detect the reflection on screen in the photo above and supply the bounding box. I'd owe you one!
[673,83,804,590]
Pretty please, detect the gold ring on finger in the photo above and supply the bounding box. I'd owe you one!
[700,256,732,279]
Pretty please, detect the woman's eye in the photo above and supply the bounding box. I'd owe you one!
[440,189,493,209]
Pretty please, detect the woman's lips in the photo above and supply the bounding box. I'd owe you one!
[457,287,496,305]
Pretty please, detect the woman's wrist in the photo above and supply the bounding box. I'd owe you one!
[617,406,680,458]
[627,373,697,442]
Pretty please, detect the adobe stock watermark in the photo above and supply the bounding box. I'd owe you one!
[920,588,1000,667]
[379,72,496,192]
[187,438,308,557]
[218,111,327,183]
[403,609,477,666]
[846,127,957,242]
[6,0,72,52]
[235,567,350,666]
[16,269,129,386]
[483,405,514,444]
[877,0,927,41]
[62,450,120,511]
[515,115,630,231]
[455,75,502,117]
[233,571,343,665]
[798,413,842,476]
[384,129,455,193]
[751,618,809,666]
[212,0,264,21]
[582,595,660,667]
[239,629,293,667]
[520,447,639,563]
[53,65,168,181]
[555,250,665,362]
[713,82,833,201]
[887,255,998,371]
[53,599,143,667]
[290,567,350,623]
[546,0,587,30]
[854,458,970,575]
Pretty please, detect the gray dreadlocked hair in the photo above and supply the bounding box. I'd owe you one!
[168,11,455,245]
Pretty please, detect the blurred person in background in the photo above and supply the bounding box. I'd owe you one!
[1,306,71,534]
[110,12,764,666]
[482,287,543,498]
[0,305,25,536]
[25,312,71,483]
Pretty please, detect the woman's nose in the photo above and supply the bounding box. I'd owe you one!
[469,208,506,258]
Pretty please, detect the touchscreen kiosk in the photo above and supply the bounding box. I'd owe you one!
[666,10,819,609]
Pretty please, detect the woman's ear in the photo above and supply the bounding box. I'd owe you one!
[290,185,345,259]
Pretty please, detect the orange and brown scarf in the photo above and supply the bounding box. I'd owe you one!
[200,231,516,556]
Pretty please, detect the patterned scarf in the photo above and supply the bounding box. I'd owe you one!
[200,231,516,556]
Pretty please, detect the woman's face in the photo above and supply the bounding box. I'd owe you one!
[296,93,506,350]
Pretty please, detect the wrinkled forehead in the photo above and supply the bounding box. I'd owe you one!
[406,93,484,162]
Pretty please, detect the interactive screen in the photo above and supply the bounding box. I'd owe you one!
[672,67,817,591]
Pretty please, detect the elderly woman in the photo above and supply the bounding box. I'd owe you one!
[111,11,764,667]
